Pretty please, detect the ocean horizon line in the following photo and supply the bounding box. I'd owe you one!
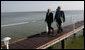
[1,10,84,13]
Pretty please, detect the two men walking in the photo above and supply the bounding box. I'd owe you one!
[45,6,65,35]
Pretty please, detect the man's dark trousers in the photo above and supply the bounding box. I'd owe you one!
[47,22,53,34]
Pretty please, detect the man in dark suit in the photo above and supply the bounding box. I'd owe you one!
[45,9,54,35]
[54,6,65,33]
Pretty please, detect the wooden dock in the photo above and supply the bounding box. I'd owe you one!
[1,21,84,49]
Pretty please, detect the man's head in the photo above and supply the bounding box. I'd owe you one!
[47,9,51,13]
[57,6,61,11]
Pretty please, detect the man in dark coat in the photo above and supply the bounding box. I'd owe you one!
[54,6,65,33]
[45,9,54,35]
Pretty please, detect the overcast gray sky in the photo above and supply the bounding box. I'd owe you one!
[1,1,84,12]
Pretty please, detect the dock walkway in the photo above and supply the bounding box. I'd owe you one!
[1,21,84,49]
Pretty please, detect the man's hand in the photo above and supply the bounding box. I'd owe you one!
[63,19,65,22]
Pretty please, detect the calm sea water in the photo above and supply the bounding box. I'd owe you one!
[1,10,84,43]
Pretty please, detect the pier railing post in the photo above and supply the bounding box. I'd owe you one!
[61,39,65,49]
[72,16,76,38]
[47,46,53,49]
[73,33,76,38]
[83,28,84,37]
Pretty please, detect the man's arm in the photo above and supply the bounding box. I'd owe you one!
[54,12,57,21]
[51,13,53,22]
[61,11,65,22]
